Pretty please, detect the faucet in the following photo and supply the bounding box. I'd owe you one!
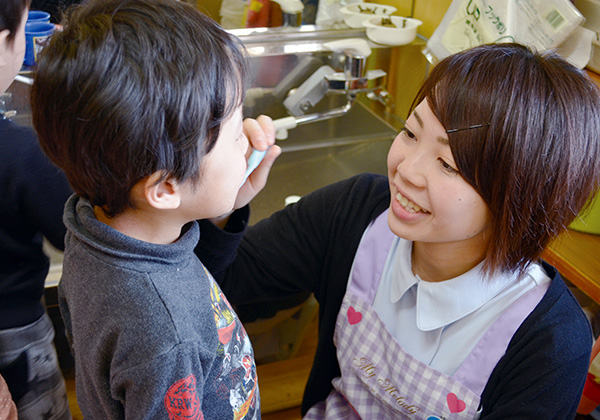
[324,39,386,92]
[281,38,387,128]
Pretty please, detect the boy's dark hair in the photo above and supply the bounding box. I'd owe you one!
[0,0,30,44]
[32,0,248,217]
[413,43,600,275]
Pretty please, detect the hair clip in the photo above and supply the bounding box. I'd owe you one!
[446,123,490,134]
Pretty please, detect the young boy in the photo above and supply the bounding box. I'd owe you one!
[31,0,278,418]
[0,0,72,418]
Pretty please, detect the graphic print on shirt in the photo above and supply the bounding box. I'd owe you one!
[209,275,259,419]
[164,375,203,420]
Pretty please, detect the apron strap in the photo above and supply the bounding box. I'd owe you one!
[347,210,395,303]
[453,281,549,395]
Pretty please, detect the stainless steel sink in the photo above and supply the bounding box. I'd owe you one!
[237,29,403,223]
[250,137,393,223]
[247,100,397,224]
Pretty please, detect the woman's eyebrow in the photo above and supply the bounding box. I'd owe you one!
[413,110,423,127]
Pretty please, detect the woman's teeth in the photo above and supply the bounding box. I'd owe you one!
[396,193,424,213]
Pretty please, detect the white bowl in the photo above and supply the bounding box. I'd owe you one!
[339,3,397,29]
[363,16,422,46]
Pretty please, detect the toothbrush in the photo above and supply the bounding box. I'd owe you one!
[240,116,297,186]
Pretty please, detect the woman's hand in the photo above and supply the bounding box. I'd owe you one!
[210,115,281,228]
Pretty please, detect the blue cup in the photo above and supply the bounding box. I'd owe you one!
[24,22,54,66]
[27,10,51,23]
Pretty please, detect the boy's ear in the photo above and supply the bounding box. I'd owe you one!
[142,172,181,210]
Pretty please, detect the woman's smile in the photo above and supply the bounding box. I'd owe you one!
[395,191,427,214]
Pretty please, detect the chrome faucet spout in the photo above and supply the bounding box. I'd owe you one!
[294,97,355,126]
[271,97,356,140]
[276,38,389,137]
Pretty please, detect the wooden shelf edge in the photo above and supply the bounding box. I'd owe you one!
[257,354,313,414]
[543,247,600,303]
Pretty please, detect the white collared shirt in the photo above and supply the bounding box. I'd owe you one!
[370,237,550,376]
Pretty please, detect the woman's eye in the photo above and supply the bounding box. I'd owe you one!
[439,158,458,174]
[402,128,416,140]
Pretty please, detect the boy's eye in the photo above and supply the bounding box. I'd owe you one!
[439,158,458,174]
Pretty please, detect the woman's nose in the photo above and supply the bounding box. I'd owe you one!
[398,148,428,188]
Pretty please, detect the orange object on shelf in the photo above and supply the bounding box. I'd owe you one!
[246,0,269,27]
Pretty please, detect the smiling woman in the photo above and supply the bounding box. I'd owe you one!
[416,43,600,276]
[387,99,492,282]
[197,42,600,419]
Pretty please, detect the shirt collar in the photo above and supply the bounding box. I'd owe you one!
[390,239,516,331]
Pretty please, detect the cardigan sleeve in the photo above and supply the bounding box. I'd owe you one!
[197,173,390,306]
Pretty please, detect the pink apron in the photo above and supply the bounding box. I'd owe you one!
[304,210,548,420]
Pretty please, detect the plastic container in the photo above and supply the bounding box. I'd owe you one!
[363,16,422,46]
[24,22,55,66]
[27,10,50,23]
[570,193,600,234]
[339,3,396,29]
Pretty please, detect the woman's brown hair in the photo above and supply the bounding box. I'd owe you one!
[413,43,600,274]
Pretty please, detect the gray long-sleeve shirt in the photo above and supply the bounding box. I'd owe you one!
[59,195,259,419]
